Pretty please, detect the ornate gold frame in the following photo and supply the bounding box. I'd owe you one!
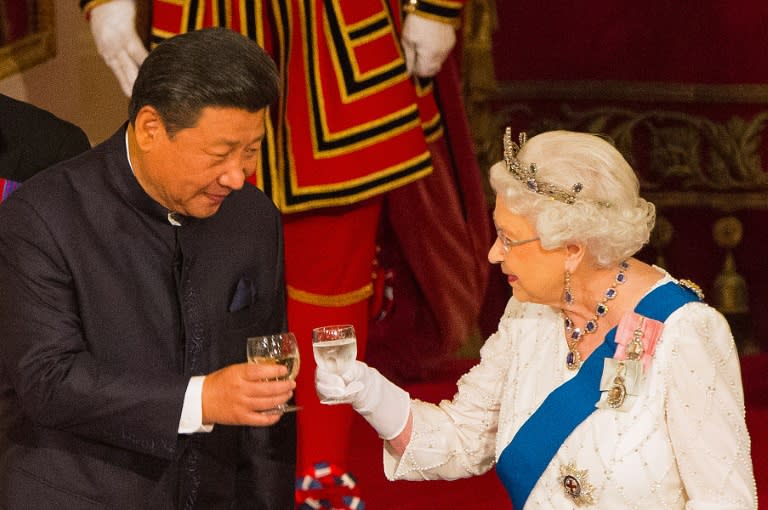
[0,0,56,80]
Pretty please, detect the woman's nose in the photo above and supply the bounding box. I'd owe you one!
[487,239,504,264]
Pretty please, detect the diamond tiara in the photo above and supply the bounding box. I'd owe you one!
[503,127,586,205]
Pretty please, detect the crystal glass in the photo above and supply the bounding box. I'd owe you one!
[312,324,357,404]
[247,332,301,413]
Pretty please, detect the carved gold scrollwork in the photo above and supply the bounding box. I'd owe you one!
[550,107,768,191]
[485,102,768,210]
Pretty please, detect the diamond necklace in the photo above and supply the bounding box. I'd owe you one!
[563,260,629,370]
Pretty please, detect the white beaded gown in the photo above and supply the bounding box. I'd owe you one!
[383,273,757,509]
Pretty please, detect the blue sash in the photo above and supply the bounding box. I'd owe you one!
[496,281,699,510]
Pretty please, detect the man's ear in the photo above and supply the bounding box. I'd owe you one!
[563,242,586,273]
[133,105,165,151]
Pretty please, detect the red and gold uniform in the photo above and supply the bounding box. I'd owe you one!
[149,0,463,212]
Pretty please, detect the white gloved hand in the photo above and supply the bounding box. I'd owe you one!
[401,14,457,78]
[316,360,411,440]
[88,0,149,96]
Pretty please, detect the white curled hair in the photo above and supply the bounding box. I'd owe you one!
[489,130,656,267]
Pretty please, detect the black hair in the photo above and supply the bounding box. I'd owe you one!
[128,27,279,136]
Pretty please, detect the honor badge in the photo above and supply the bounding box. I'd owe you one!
[560,462,596,506]
[598,358,641,411]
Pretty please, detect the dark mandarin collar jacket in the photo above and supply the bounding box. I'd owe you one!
[0,126,295,509]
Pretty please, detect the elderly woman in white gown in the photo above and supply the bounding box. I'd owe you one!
[315,129,757,509]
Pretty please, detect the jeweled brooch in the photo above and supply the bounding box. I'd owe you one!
[559,462,596,506]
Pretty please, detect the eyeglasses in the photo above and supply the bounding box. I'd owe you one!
[495,228,540,253]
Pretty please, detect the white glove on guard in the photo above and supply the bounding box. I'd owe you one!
[401,14,457,78]
[316,360,411,440]
[89,0,149,96]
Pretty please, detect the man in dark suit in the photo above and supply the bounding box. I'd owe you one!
[0,28,296,509]
[0,93,91,183]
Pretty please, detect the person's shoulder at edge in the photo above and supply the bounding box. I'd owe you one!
[0,128,119,218]
[0,93,91,183]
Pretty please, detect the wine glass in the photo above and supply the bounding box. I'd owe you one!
[312,324,357,404]
[246,332,301,413]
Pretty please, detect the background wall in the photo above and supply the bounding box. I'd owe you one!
[466,1,768,354]
[0,0,127,145]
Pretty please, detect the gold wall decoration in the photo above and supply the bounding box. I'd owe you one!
[712,216,748,314]
[712,216,758,355]
[481,100,768,211]
[0,0,56,80]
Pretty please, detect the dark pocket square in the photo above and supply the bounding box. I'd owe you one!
[229,277,256,312]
